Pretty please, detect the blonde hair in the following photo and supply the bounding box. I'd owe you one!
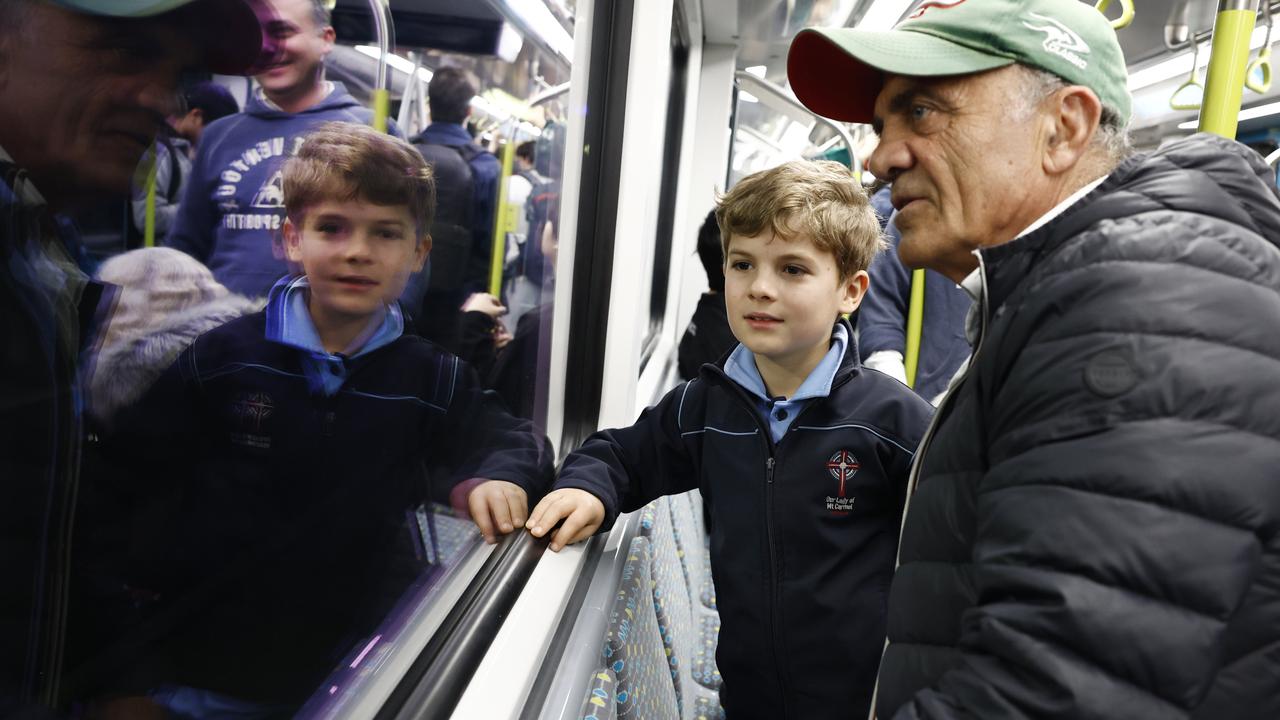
[716,160,884,278]
[283,122,435,236]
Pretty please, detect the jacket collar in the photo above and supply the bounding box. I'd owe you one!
[702,316,862,390]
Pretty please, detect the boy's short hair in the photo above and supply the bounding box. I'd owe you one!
[516,140,536,164]
[184,81,239,124]
[283,122,435,236]
[715,160,885,278]
[696,209,725,294]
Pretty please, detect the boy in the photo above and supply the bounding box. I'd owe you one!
[527,161,932,719]
[109,122,552,710]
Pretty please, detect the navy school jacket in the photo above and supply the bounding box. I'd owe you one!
[105,309,553,704]
[555,320,933,720]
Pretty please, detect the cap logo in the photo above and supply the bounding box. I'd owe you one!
[907,0,969,20]
[1022,12,1090,71]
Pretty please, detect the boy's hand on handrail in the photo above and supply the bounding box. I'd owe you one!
[467,479,529,544]
[525,488,605,552]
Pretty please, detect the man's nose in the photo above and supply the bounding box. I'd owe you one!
[868,132,912,183]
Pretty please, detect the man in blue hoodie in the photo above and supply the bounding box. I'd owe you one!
[166,0,400,298]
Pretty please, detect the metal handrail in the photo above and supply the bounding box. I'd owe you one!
[365,0,395,132]
[530,82,571,108]
[733,71,861,176]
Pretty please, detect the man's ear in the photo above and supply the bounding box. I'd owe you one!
[1043,86,1102,177]
[283,216,303,262]
[320,25,337,56]
[840,270,871,315]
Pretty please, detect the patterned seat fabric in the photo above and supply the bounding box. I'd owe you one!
[669,493,717,612]
[580,666,618,720]
[598,535,680,719]
[691,612,721,690]
[639,500,696,719]
[692,689,726,720]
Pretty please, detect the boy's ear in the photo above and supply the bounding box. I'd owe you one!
[412,233,431,272]
[282,217,303,263]
[839,270,870,315]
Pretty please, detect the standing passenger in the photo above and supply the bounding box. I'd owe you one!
[528,161,933,719]
[409,67,502,343]
[166,0,401,298]
[787,0,1280,717]
[678,209,740,380]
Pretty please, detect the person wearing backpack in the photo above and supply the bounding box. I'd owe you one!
[409,66,501,345]
[130,82,239,242]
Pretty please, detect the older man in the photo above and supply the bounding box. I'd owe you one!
[0,0,272,713]
[789,1,1280,718]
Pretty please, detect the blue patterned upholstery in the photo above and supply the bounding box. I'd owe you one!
[599,535,680,719]
[691,612,722,690]
[692,690,726,720]
[668,495,717,611]
[640,500,696,719]
[580,666,618,720]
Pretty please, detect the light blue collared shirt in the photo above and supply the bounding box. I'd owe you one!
[723,323,849,444]
[265,276,404,396]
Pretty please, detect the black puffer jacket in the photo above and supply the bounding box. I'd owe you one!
[877,134,1280,720]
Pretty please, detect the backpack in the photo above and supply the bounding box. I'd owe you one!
[414,140,489,294]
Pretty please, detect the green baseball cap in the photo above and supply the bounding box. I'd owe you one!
[787,0,1130,125]
[50,0,280,75]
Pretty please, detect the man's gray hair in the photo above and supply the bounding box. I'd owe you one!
[308,0,333,28]
[1014,65,1132,164]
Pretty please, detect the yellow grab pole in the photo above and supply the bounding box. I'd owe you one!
[372,88,390,134]
[144,153,159,248]
[490,141,515,297]
[1199,0,1261,138]
[904,268,925,389]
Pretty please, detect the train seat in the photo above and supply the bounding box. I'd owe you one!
[591,535,681,718]
[668,494,722,692]
[639,499,696,718]
[578,666,618,720]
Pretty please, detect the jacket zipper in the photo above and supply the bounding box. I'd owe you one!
[704,362,859,718]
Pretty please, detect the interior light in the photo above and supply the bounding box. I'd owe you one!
[502,0,574,63]
[355,45,432,83]
[745,65,767,78]
[740,91,760,104]
[497,23,524,64]
[1128,25,1269,92]
[1176,98,1280,129]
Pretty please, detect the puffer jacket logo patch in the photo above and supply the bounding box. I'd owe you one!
[825,449,859,514]
[1084,349,1139,398]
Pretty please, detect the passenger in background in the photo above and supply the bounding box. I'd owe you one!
[528,161,932,720]
[166,0,401,299]
[130,82,240,240]
[109,123,551,714]
[858,184,970,403]
[502,140,545,331]
[409,66,501,344]
[788,0,1280,717]
[0,0,274,713]
[677,209,738,380]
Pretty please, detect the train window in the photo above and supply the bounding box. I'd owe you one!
[639,2,692,373]
[47,1,575,718]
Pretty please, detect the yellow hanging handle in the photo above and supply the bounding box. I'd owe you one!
[1171,43,1206,110]
[1246,6,1274,94]
[904,268,925,389]
[1096,0,1135,30]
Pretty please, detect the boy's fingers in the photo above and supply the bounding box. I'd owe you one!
[489,490,514,534]
[468,489,496,543]
[526,495,567,537]
[550,507,598,551]
[506,487,528,529]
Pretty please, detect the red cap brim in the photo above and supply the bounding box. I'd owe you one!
[180,0,280,76]
[787,29,884,124]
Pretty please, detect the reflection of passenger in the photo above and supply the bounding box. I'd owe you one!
[166,0,402,298]
[89,248,259,425]
[456,202,559,422]
[110,123,551,713]
[677,209,738,380]
[528,161,932,719]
